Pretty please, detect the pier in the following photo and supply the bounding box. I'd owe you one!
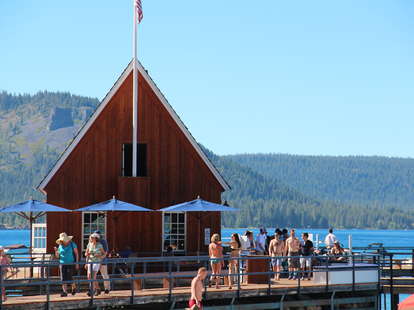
[1,253,382,310]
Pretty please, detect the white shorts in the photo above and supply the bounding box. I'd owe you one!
[300,257,312,268]
[87,263,101,273]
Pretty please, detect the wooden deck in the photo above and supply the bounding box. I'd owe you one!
[2,279,379,310]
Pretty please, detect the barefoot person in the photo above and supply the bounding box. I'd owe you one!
[189,267,208,310]
[269,231,285,281]
[85,233,106,296]
[0,246,10,302]
[209,233,223,289]
[54,233,79,297]
[228,233,241,289]
[285,229,301,280]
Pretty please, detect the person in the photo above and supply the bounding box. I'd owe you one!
[0,246,10,302]
[85,233,106,296]
[189,267,208,310]
[330,241,346,262]
[285,229,301,280]
[255,228,267,255]
[209,233,223,289]
[228,233,241,289]
[324,228,337,249]
[268,231,284,281]
[281,229,289,242]
[300,233,314,280]
[239,231,255,274]
[94,230,110,294]
[54,233,79,297]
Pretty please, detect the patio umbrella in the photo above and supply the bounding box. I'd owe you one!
[158,197,237,254]
[0,199,70,252]
[73,196,152,249]
[399,294,414,310]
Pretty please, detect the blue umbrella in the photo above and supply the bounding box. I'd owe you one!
[0,199,70,254]
[158,197,237,253]
[74,197,151,212]
[158,197,237,212]
[73,197,152,249]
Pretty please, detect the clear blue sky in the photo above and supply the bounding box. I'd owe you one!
[1,1,413,156]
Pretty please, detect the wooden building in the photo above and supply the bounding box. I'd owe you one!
[38,61,230,255]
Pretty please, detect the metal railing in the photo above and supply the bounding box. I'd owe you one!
[0,252,381,309]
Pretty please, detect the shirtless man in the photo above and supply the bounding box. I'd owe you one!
[285,229,301,280]
[269,231,285,281]
[189,267,208,310]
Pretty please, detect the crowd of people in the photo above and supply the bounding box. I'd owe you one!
[203,228,345,290]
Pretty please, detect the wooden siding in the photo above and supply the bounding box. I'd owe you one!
[44,72,224,255]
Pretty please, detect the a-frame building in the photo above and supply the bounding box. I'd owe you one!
[38,61,230,255]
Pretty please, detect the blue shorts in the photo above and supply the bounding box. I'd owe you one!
[271,257,282,267]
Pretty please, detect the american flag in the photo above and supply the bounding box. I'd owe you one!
[135,0,143,23]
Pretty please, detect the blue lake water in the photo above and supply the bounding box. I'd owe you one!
[0,228,411,307]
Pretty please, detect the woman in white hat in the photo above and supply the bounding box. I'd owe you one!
[54,233,79,297]
[85,233,105,296]
[0,246,10,302]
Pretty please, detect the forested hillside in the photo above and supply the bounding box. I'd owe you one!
[226,154,414,209]
[1,91,414,229]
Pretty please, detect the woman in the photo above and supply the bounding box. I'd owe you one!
[0,246,10,302]
[85,233,106,296]
[228,233,241,290]
[330,241,346,262]
[209,233,223,289]
[54,232,79,297]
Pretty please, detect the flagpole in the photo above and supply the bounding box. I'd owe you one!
[132,0,138,177]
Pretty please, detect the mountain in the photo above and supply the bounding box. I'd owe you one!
[1,91,414,229]
[225,154,414,209]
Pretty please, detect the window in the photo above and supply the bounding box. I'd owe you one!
[32,223,47,253]
[122,143,147,177]
[163,212,186,252]
[82,212,106,250]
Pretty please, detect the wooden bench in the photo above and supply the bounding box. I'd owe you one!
[128,270,230,290]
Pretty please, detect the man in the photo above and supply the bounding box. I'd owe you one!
[324,228,337,249]
[269,231,285,281]
[189,267,208,310]
[285,229,301,280]
[94,230,110,294]
[300,233,314,280]
[54,232,79,297]
[255,228,267,255]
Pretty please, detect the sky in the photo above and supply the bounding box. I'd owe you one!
[1,1,414,157]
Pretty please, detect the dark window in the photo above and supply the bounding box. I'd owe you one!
[122,143,147,177]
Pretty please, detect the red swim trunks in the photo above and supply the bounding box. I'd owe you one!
[189,299,203,309]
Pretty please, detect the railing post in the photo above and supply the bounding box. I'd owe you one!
[143,262,147,289]
[168,260,172,302]
[390,254,394,310]
[237,256,241,300]
[130,262,135,305]
[325,256,329,292]
[352,254,355,292]
[267,256,271,296]
[46,262,50,310]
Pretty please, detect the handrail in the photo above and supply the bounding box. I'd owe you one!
[0,253,381,308]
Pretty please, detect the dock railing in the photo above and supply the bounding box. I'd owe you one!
[0,252,381,309]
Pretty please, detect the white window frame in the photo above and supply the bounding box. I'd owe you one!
[162,212,187,253]
[32,223,47,254]
[81,212,107,251]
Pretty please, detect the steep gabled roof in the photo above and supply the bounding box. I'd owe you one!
[38,60,230,192]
